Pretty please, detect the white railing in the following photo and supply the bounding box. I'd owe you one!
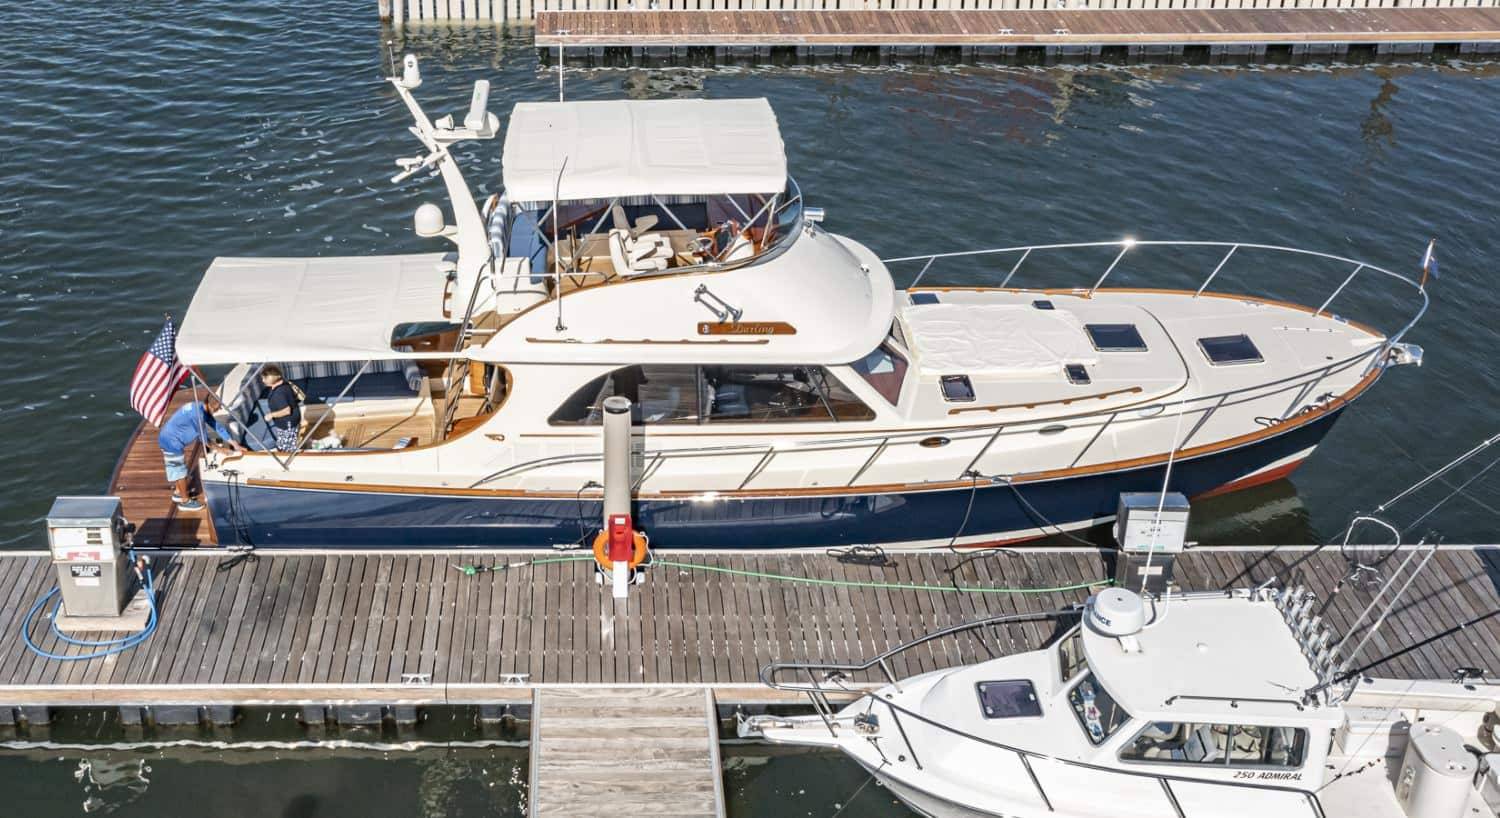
[752,609,1328,818]
[471,240,1425,492]
[890,239,1428,355]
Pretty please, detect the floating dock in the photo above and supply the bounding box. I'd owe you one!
[4,546,1497,812]
[2,546,1496,710]
[533,8,1500,63]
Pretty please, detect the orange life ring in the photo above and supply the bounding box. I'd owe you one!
[592,529,649,571]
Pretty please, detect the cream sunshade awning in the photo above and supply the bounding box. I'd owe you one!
[176,254,453,365]
[501,98,787,203]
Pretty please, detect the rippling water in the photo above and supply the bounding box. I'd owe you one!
[4,0,1500,812]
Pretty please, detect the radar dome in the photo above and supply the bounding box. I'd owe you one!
[414,203,446,238]
[1088,588,1146,638]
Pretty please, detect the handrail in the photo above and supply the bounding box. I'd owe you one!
[760,610,1077,691]
[888,239,1429,356]
[758,610,1326,818]
[470,346,1374,490]
[859,691,1326,818]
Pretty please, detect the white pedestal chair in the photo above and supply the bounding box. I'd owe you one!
[608,205,671,275]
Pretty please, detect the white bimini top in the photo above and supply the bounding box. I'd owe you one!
[176,254,452,365]
[501,98,788,204]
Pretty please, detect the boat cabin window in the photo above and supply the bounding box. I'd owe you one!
[1119,723,1308,768]
[1198,334,1264,366]
[849,343,909,406]
[1085,324,1148,352]
[1058,629,1087,682]
[1067,673,1131,746]
[703,366,874,422]
[549,364,875,425]
[976,680,1043,719]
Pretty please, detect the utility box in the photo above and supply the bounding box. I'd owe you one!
[47,497,132,618]
[1114,493,1190,595]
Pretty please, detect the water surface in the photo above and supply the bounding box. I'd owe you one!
[4,0,1500,813]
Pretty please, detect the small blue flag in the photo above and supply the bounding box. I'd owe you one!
[1422,239,1440,281]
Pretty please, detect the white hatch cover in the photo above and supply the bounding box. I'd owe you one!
[501,98,788,204]
[903,303,1100,376]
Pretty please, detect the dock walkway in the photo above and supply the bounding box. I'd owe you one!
[2,546,1497,710]
[536,8,1500,53]
[530,687,725,817]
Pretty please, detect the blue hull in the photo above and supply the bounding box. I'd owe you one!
[205,409,1342,549]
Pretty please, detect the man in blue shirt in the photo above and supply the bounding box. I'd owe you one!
[158,392,242,511]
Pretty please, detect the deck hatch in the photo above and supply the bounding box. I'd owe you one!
[909,292,941,305]
[1198,334,1263,366]
[976,680,1043,719]
[1032,299,1055,310]
[939,375,975,402]
[1085,323,1148,352]
[1064,363,1091,384]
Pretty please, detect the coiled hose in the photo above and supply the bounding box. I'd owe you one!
[21,551,158,661]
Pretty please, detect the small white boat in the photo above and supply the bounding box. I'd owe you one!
[169,57,1427,549]
[742,585,1500,818]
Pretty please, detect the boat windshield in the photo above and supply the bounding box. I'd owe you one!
[494,179,804,291]
[1068,672,1131,746]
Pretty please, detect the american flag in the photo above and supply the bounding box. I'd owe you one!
[129,317,188,426]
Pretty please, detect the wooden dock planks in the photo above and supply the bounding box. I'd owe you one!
[0,547,1495,705]
[529,687,725,817]
[534,8,1500,47]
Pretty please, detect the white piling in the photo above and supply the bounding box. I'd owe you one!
[603,396,633,599]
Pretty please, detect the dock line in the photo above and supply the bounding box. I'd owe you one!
[452,553,1112,595]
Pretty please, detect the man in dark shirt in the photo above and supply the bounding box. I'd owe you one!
[158,392,242,511]
[260,364,303,452]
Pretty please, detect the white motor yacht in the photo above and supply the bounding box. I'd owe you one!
[166,57,1427,548]
[742,585,1500,818]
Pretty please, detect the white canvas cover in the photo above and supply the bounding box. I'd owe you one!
[177,254,453,364]
[904,303,1099,376]
[502,98,787,203]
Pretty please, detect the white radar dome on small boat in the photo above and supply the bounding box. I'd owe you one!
[1088,588,1146,638]
[414,202,446,238]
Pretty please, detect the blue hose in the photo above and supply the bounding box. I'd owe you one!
[21,552,158,661]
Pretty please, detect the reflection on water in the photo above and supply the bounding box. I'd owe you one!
[0,745,528,818]
[723,744,919,817]
[75,757,151,814]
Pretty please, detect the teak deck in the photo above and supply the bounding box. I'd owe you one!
[107,393,215,548]
[2,546,1497,704]
[530,687,726,817]
[534,8,1500,47]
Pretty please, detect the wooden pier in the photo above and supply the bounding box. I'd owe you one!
[2,546,1497,710]
[530,687,725,817]
[534,8,1500,62]
[3,545,1496,810]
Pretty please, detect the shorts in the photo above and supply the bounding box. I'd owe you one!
[162,451,189,482]
[272,425,299,453]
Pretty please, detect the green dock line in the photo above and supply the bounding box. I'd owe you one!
[455,555,1111,595]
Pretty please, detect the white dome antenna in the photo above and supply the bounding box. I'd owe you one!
[399,54,422,90]
[1087,588,1146,653]
[414,202,450,239]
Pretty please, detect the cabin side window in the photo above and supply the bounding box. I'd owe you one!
[702,366,875,422]
[1067,673,1131,746]
[849,343,909,406]
[548,365,702,425]
[1119,723,1308,768]
[549,365,875,425]
[1057,629,1087,683]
